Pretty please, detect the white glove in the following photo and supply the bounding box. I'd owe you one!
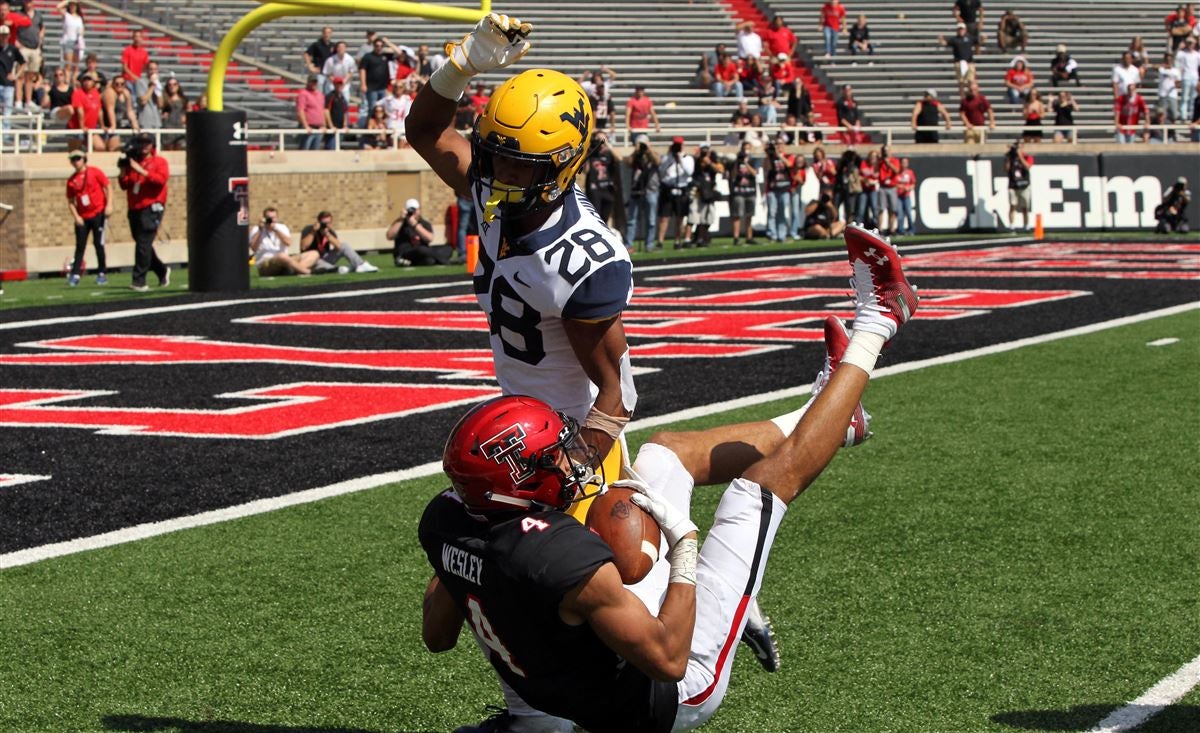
[446,13,532,76]
[613,478,698,549]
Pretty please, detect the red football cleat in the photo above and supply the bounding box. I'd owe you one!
[813,315,873,447]
[844,224,919,341]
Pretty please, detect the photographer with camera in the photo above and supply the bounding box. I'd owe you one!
[803,192,846,240]
[686,145,724,248]
[249,206,312,276]
[624,133,661,252]
[763,141,794,243]
[728,140,759,246]
[386,198,447,266]
[1155,177,1191,234]
[584,133,620,231]
[657,135,695,250]
[117,132,170,291]
[299,210,379,274]
[1005,140,1034,231]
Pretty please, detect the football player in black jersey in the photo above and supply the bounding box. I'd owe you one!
[420,225,920,732]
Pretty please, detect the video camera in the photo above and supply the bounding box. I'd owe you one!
[117,136,151,168]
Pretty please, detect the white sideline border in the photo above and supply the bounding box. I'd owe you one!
[1087,652,1200,732]
[2,300,1194,571]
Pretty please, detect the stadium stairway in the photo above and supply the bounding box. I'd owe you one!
[762,0,1181,141]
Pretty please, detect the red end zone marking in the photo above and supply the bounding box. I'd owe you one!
[0,383,500,439]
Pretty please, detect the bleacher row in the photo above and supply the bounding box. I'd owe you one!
[5,0,1197,148]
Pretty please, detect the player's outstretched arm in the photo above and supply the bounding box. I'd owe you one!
[409,13,533,197]
[421,575,465,653]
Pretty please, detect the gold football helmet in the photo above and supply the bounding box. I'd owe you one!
[472,68,594,221]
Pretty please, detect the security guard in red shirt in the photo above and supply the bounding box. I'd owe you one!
[65,149,113,286]
[117,132,170,291]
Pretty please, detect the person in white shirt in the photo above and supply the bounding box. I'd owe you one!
[736,20,763,59]
[249,207,312,276]
[381,80,412,143]
[55,0,84,80]
[1176,36,1200,126]
[321,41,357,103]
[1112,51,1142,98]
[656,136,696,249]
[1157,52,1183,121]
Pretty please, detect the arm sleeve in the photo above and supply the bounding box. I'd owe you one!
[562,260,633,321]
[144,157,169,185]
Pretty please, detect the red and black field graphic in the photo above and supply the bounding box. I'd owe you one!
[1,240,1196,554]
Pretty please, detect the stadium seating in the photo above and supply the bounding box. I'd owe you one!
[764,0,1180,140]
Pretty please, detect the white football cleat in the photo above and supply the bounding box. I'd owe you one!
[844,224,919,342]
[813,315,873,447]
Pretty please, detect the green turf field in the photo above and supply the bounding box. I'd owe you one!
[0,311,1196,733]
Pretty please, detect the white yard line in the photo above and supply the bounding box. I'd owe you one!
[1086,652,1200,732]
[1,300,1193,571]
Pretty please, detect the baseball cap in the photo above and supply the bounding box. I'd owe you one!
[306,74,318,84]
[956,22,967,29]
[405,198,420,210]
[68,150,86,160]
[1178,177,1189,186]
[671,135,685,144]
[633,133,650,145]
[776,52,788,60]
[0,26,9,35]
[332,76,345,85]
[925,88,938,98]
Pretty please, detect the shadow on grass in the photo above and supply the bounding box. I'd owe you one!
[102,713,437,733]
[991,703,1200,731]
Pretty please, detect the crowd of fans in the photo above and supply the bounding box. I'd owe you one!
[0,1,202,150]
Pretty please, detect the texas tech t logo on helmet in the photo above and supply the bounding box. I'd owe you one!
[479,424,535,485]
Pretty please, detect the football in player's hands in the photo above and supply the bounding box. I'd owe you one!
[585,487,661,584]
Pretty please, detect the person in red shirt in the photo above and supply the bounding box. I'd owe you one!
[68,72,104,151]
[1165,4,1197,52]
[819,0,846,58]
[876,146,902,235]
[812,146,837,195]
[959,80,996,143]
[120,28,149,82]
[64,149,113,286]
[624,85,660,134]
[1114,82,1150,142]
[769,53,795,97]
[1004,58,1035,103]
[760,15,796,58]
[894,157,918,235]
[711,51,742,97]
[118,132,171,291]
[468,80,489,115]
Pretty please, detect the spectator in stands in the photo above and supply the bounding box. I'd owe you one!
[1004,140,1033,230]
[589,79,615,132]
[996,9,1026,53]
[323,76,350,149]
[1114,81,1149,143]
[161,76,186,149]
[579,65,616,98]
[625,85,660,134]
[959,80,996,142]
[120,28,148,83]
[803,192,844,239]
[356,30,376,63]
[43,66,73,122]
[762,142,793,242]
[1155,177,1190,233]
[812,146,837,196]
[0,25,23,127]
[1112,51,1141,99]
[1004,57,1034,103]
[358,35,394,127]
[848,14,873,57]
[134,59,162,131]
[322,41,356,104]
[65,148,111,286]
[1178,36,1200,123]
[382,78,412,145]
[360,103,390,149]
[1050,44,1081,87]
[392,45,417,84]
[856,149,879,228]
[1157,53,1183,122]
[819,0,846,59]
[742,55,768,98]
[1052,90,1079,142]
[76,52,104,86]
[625,134,660,251]
[469,81,490,116]
[296,75,325,150]
[415,44,445,79]
[1147,108,1170,143]
[1166,4,1197,53]
[250,207,311,276]
[67,71,104,151]
[761,15,796,59]
[768,53,794,98]
[387,198,446,267]
[1127,36,1149,73]
[939,23,976,97]
[911,88,952,143]
[757,94,779,125]
[584,133,619,228]
[687,145,722,248]
[728,141,758,245]
[657,136,694,250]
[12,2,43,113]
[953,0,985,53]
[785,79,816,137]
[99,76,133,150]
[736,21,762,60]
[895,158,917,235]
[1022,87,1044,143]
[300,211,378,273]
[453,93,474,131]
[118,132,170,291]
[695,42,728,90]
[711,51,742,97]
[787,152,808,240]
[55,1,84,82]
[836,84,865,144]
[876,145,901,235]
[303,26,335,92]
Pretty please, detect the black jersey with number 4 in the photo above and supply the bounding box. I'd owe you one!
[418,491,679,733]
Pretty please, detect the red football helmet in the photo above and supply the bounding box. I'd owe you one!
[443,396,598,515]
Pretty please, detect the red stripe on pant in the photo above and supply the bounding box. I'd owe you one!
[681,594,751,706]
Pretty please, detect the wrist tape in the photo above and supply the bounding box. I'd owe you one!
[429,55,473,101]
[583,406,630,441]
[668,538,698,586]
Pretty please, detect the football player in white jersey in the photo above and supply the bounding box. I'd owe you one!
[409,13,788,733]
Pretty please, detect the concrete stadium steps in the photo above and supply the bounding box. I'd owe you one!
[763,0,1181,140]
